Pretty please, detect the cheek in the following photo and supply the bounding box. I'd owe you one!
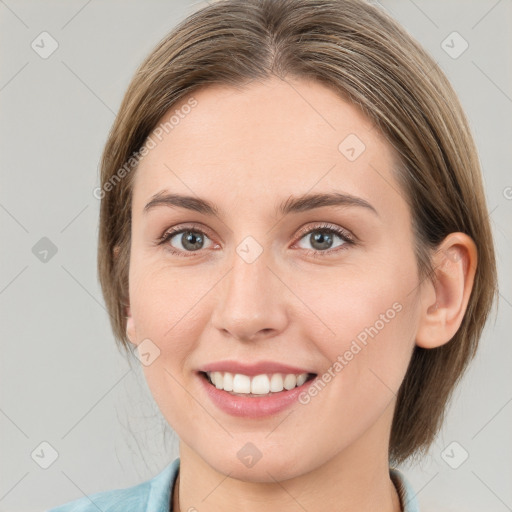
[129,260,205,344]
[130,265,210,430]
[294,257,418,390]
[128,264,213,421]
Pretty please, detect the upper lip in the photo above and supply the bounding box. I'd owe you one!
[199,360,316,376]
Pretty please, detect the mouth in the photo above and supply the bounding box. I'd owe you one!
[196,360,320,417]
[199,370,317,397]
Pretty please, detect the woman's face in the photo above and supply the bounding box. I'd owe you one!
[127,77,423,481]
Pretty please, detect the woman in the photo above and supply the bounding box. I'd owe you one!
[47,0,498,510]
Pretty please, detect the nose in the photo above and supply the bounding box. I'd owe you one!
[210,247,289,343]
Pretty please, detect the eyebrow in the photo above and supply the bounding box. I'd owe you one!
[143,191,379,218]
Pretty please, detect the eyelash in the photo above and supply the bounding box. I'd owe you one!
[156,222,355,258]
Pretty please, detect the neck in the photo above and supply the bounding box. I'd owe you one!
[172,417,402,512]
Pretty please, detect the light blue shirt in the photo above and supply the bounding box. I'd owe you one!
[46,457,420,511]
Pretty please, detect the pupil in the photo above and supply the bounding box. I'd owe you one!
[183,231,203,251]
[312,231,333,250]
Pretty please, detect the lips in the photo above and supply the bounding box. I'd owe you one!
[196,360,319,417]
[199,360,315,376]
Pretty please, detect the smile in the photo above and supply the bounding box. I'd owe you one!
[205,371,315,396]
[198,369,318,418]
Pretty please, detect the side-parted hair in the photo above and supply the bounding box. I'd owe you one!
[97,0,498,465]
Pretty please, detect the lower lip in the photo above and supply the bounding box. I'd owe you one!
[198,372,317,418]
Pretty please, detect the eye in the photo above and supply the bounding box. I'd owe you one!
[293,223,354,256]
[157,222,355,258]
[157,224,216,257]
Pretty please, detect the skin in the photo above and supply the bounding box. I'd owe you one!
[124,77,477,512]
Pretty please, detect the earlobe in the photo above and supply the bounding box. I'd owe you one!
[115,244,135,345]
[125,304,137,347]
[415,233,477,349]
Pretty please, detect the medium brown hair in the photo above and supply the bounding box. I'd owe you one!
[97,0,498,465]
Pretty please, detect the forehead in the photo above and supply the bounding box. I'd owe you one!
[132,77,405,222]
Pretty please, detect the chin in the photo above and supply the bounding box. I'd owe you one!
[196,441,320,484]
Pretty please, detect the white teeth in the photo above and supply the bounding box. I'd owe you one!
[212,371,223,390]
[251,374,270,395]
[206,371,310,395]
[296,373,307,386]
[222,372,233,391]
[283,374,297,390]
[269,373,283,392]
[232,373,251,393]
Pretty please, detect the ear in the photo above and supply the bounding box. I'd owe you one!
[114,244,137,347]
[125,304,137,347]
[415,232,477,349]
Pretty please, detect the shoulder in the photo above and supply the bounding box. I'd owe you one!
[46,481,150,512]
[46,458,180,512]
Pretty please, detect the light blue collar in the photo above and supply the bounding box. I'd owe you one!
[390,467,421,512]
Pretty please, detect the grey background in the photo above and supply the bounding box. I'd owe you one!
[0,1,511,511]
